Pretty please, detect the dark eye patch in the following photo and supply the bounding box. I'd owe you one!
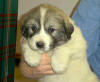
[49,25,69,46]
[21,25,29,38]
[21,24,37,38]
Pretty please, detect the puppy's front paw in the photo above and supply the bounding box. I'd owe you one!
[51,55,67,73]
[24,51,42,67]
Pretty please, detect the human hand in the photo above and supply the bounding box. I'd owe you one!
[20,37,55,79]
[20,53,55,79]
[32,53,55,78]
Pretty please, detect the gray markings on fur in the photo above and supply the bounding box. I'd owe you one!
[21,5,74,49]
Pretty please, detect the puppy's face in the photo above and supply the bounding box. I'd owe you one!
[21,4,74,52]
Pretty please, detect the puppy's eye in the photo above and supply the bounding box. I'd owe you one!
[21,25,29,38]
[31,25,37,31]
[48,27,55,33]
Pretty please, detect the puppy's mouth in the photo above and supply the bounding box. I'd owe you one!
[28,42,54,53]
[35,44,54,53]
[33,47,52,54]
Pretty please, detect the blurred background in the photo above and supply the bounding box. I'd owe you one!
[15,0,79,82]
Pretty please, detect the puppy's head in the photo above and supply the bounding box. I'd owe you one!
[21,4,74,52]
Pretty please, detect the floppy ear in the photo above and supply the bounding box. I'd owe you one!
[20,25,29,38]
[63,21,74,39]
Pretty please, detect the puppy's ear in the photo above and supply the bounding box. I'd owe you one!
[63,21,74,39]
[20,25,29,38]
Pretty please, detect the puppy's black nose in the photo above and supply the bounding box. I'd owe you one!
[36,41,44,49]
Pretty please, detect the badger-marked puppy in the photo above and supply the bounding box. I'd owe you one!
[20,4,99,82]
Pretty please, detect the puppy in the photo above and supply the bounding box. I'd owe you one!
[20,4,99,82]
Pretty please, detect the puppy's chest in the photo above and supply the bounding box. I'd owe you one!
[39,73,68,82]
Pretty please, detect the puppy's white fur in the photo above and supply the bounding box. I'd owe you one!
[21,5,99,82]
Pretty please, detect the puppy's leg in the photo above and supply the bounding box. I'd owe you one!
[51,47,71,73]
[21,41,42,67]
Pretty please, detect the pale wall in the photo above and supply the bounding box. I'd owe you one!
[18,0,78,19]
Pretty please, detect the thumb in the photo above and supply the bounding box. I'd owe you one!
[40,53,51,65]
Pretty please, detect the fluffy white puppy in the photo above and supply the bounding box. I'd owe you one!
[20,4,99,82]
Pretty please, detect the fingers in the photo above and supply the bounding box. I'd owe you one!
[32,70,54,79]
[43,70,54,75]
[32,65,54,78]
[35,64,55,75]
[35,70,54,75]
[37,65,52,72]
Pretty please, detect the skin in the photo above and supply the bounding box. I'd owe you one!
[20,38,55,79]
